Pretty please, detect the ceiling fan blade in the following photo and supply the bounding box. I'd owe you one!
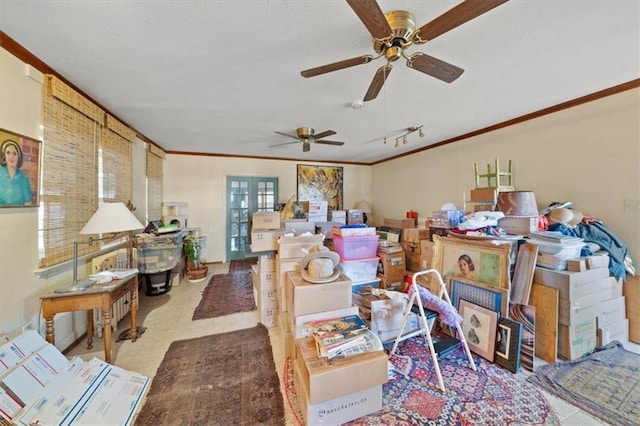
[315,140,345,146]
[346,0,393,40]
[363,64,392,102]
[269,141,299,148]
[302,141,311,153]
[313,130,337,140]
[407,52,464,83]
[301,55,374,78]
[415,0,509,43]
[273,131,299,140]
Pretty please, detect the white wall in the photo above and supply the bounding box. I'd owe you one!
[372,88,640,263]
[163,156,372,262]
[0,48,149,346]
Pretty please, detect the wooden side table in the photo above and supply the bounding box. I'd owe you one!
[40,274,139,363]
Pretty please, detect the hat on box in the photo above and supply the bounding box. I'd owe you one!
[300,245,340,284]
[548,208,584,228]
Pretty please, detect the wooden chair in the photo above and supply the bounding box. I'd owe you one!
[475,159,514,189]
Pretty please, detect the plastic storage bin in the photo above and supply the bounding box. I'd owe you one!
[333,235,379,260]
[338,257,379,282]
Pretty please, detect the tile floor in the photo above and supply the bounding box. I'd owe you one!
[67,265,639,425]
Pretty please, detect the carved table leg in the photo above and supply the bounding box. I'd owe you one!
[86,309,94,349]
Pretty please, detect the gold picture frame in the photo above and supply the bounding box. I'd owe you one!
[432,235,511,290]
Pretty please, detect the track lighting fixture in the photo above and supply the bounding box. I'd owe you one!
[387,125,424,148]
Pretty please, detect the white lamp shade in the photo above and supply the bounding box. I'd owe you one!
[80,202,144,235]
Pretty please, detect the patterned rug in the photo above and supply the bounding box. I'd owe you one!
[528,341,640,426]
[284,336,559,425]
[192,259,256,320]
[135,324,284,425]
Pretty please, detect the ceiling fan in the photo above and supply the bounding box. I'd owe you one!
[271,127,345,153]
[301,0,508,101]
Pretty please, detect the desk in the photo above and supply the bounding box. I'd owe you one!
[40,274,139,363]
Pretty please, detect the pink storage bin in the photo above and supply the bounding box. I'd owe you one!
[333,235,380,260]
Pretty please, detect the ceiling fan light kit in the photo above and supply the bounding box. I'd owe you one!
[300,0,508,101]
[271,127,345,153]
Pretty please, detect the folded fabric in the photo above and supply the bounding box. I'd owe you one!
[458,211,505,230]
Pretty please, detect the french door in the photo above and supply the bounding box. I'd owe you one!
[226,176,278,261]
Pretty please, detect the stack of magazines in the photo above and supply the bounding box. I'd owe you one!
[306,315,383,359]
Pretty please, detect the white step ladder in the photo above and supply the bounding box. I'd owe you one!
[390,269,477,392]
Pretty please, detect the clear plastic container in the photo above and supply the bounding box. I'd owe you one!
[338,257,380,282]
[333,235,380,260]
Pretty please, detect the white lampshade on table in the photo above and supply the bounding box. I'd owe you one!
[355,199,372,224]
[72,202,144,284]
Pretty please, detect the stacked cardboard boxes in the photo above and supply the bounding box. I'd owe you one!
[402,227,431,272]
[284,270,388,424]
[533,264,626,360]
[377,250,406,291]
[252,253,278,328]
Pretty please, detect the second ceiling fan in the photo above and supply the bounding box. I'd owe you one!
[271,127,345,153]
[301,0,508,101]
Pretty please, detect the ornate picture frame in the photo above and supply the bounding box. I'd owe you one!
[296,164,343,211]
[0,128,41,207]
[432,235,511,289]
[495,316,523,373]
[459,298,498,361]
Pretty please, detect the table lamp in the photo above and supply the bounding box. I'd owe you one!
[72,202,144,286]
[356,199,372,225]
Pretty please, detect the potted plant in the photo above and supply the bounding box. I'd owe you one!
[183,231,208,281]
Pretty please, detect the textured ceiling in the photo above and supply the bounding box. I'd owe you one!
[1,1,638,164]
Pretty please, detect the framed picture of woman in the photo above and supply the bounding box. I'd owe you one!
[0,129,41,207]
[432,235,511,289]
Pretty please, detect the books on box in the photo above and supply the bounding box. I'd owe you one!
[306,315,373,359]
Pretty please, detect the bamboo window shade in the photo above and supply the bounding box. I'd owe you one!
[40,76,143,268]
[147,145,164,221]
[101,114,134,205]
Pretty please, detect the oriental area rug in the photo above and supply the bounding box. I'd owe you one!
[192,259,256,320]
[528,341,640,426]
[284,336,560,426]
[135,324,285,425]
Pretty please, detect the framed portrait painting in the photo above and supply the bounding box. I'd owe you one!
[459,299,498,361]
[432,235,511,289]
[296,164,343,211]
[0,128,41,207]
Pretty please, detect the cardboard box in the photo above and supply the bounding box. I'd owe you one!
[295,365,382,426]
[429,227,449,241]
[533,267,610,300]
[303,200,329,216]
[256,253,276,272]
[470,188,497,203]
[497,216,538,234]
[623,275,640,343]
[291,306,360,339]
[597,318,629,346]
[402,241,421,255]
[402,228,431,243]
[250,229,286,252]
[260,306,278,328]
[255,268,276,291]
[252,211,281,230]
[295,337,388,404]
[597,296,626,328]
[558,293,599,326]
[378,276,406,292]
[307,214,328,224]
[557,318,597,360]
[287,271,352,316]
[277,255,301,314]
[256,287,278,310]
[277,234,325,259]
[383,218,416,229]
[597,276,623,300]
[377,251,406,281]
[284,330,296,360]
[405,251,421,272]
